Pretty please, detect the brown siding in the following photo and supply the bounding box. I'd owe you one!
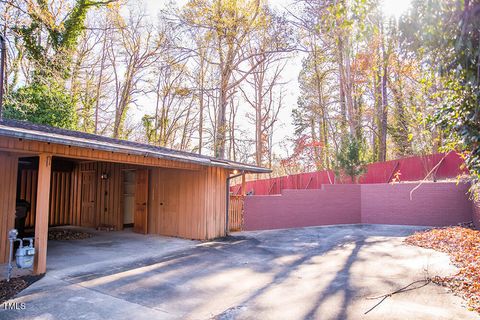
[16,160,229,238]
[75,162,127,230]
[228,195,244,231]
[19,161,127,230]
[0,135,238,267]
[19,169,37,227]
[20,170,73,227]
[0,136,200,170]
[0,152,18,263]
[49,171,72,226]
[148,166,227,240]
[71,163,82,226]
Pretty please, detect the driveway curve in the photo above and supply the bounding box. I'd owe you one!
[0,224,478,320]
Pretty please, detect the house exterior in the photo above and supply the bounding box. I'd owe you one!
[0,120,269,274]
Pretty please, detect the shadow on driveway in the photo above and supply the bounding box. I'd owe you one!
[1,224,478,320]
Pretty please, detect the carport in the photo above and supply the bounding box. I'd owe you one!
[0,119,269,275]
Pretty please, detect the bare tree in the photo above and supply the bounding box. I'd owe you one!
[109,5,162,138]
[240,46,287,166]
[143,59,193,148]
[178,0,293,158]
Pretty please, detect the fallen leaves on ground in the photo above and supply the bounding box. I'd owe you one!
[405,226,480,313]
[48,229,93,240]
[0,275,43,304]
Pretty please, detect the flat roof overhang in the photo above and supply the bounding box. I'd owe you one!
[0,120,271,174]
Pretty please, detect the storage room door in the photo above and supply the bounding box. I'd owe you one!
[81,171,96,228]
[122,170,136,227]
[133,169,149,234]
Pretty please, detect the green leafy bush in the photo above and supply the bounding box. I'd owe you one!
[4,82,78,130]
[334,134,367,183]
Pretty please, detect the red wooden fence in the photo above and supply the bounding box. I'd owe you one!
[234,152,467,195]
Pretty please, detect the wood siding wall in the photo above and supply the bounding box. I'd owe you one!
[20,170,73,227]
[228,195,244,231]
[17,161,229,239]
[18,162,126,230]
[0,152,18,263]
[50,171,72,226]
[0,135,236,264]
[73,162,126,230]
[0,136,200,170]
[19,169,37,227]
[148,166,228,240]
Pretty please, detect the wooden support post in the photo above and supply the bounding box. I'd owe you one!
[34,154,52,275]
[241,173,246,196]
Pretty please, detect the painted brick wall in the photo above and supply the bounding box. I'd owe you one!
[360,183,472,227]
[244,185,361,231]
[244,182,472,231]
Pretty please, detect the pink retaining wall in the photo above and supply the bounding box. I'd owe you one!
[244,182,472,231]
[244,185,361,231]
[360,183,472,227]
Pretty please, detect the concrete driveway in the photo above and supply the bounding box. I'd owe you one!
[1,224,478,320]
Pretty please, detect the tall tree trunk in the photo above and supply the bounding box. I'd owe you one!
[181,102,192,150]
[153,74,162,143]
[113,66,134,139]
[313,53,326,169]
[94,29,108,134]
[197,50,206,154]
[343,36,356,135]
[310,118,322,170]
[337,36,348,134]
[377,24,389,162]
[229,98,237,161]
[198,77,204,154]
[215,67,230,158]
[255,64,264,166]
[378,62,388,162]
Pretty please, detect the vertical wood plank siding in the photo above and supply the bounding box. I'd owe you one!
[2,154,230,263]
[20,170,72,227]
[148,166,228,240]
[75,162,126,230]
[19,162,133,231]
[0,152,18,263]
[0,133,239,264]
[228,195,244,231]
[0,136,201,170]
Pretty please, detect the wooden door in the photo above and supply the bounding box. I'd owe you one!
[133,169,149,234]
[122,170,136,226]
[81,171,96,227]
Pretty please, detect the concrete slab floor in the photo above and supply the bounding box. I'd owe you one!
[0,224,478,320]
